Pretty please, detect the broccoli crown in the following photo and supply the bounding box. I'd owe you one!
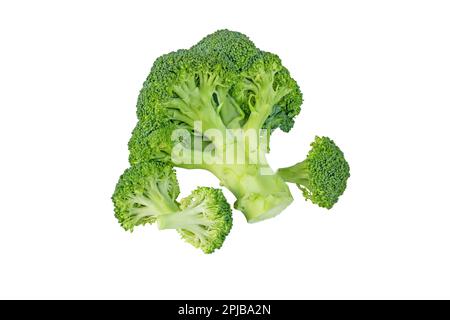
[192,29,259,72]
[231,51,302,132]
[131,29,302,164]
[157,187,233,254]
[179,187,233,253]
[128,30,303,222]
[278,136,350,209]
[112,162,180,231]
[128,120,175,164]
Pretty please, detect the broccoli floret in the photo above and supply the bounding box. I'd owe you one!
[112,161,180,231]
[157,187,232,254]
[112,162,232,253]
[277,136,350,209]
[129,30,303,222]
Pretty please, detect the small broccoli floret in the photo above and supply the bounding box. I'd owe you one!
[128,29,303,222]
[112,162,180,231]
[277,136,350,209]
[232,51,302,133]
[112,162,232,253]
[157,187,232,254]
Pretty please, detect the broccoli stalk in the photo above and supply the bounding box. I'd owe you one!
[129,30,303,223]
[167,68,295,222]
[112,162,232,253]
[166,65,294,222]
[277,136,351,209]
[208,162,293,223]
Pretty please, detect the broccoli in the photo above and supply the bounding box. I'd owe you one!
[128,30,303,222]
[277,136,350,209]
[158,187,232,254]
[112,162,232,253]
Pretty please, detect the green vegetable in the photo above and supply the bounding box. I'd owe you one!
[112,30,351,254]
[277,136,350,209]
[112,162,232,253]
[128,29,303,222]
[158,187,232,254]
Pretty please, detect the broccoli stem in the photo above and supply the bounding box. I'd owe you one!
[202,118,293,222]
[243,103,273,132]
[277,160,310,186]
[209,163,293,223]
[129,186,180,219]
[157,205,209,230]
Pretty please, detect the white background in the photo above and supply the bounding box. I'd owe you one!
[1,0,449,300]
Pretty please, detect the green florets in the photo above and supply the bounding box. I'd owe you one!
[304,136,350,208]
[177,187,233,254]
[127,30,303,222]
[278,136,350,209]
[128,120,175,164]
[113,30,351,254]
[132,29,302,147]
[231,51,302,132]
[154,187,233,254]
[136,50,189,120]
[191,29,259,73]
[112,163,233,253]
[112,162,180,231]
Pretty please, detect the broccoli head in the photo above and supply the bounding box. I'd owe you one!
[129,30,303,222]
[112,161,180,231]
[277,136,350,209]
